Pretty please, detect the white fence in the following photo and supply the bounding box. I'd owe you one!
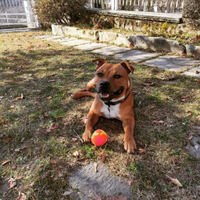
[87,0,184,13]
[0,0,39,28]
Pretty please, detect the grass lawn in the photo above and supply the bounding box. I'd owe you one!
[0,31,200,200]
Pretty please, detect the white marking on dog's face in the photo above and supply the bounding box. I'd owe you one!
[101,103,121,119]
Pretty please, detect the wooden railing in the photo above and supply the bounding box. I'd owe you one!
[87,0,184,13]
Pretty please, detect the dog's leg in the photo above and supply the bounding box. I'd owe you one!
[122,117,136,153]
[71,78,96,99]
[82,111,100,141]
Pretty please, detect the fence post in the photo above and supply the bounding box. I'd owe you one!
[90,0,93,8]
[115,0,118,10]
[111,0,115,10]
[23,0,39,28]
[6,12,9,24]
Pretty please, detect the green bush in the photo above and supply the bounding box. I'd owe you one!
[34,0,88,27]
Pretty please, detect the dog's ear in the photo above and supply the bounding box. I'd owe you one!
[92,58,107,70]
[120,62,134,74]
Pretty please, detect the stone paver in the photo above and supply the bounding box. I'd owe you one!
[75,42,108,51]
[39,35,200,78]
[114,49,159,62]
[186,126,200,159]
[183,66,200,78]
[60,39,92,47]
[69,162,132,200]
[91,45,130,56]
[143,55,200,71]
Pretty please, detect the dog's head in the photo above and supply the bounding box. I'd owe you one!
[92,58,134,102]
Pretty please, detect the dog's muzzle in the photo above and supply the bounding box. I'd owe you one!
[95,80,124,102]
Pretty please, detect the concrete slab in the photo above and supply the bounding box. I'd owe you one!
[60,39,92,47]
[143,55,200,71]
[183,66,200,78]
[69,162,132,200]
[114,49,159,62]
[75,42,108,51]
[91,45,130,56]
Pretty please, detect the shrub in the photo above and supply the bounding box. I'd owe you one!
[34,0,88,27]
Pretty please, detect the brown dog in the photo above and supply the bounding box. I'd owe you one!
[72,58,136,153]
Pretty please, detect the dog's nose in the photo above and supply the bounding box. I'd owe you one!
[100,81,109,87]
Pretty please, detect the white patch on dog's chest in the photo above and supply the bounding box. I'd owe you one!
[101,103,121,119]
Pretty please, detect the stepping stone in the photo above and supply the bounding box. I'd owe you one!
[143,55,200,71]
[183,66,200,78]
[186,126,200,159]
[114,49,159,62]
[69,162,132,200]
[60,39,92,47]
[91,45,130,56]
[75,42,108,51]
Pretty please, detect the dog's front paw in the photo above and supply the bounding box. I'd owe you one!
[124,137,137,153]
[82,131,92,142]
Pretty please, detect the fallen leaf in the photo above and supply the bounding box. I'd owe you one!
[196,70,199,74]
[16,191,26,200]
[8,178,17,189]
[10,105,15,109]
[46,96,52,100]
[166,175,182,187]
[50,159,60,165]
[1,159,11,166]
[63,189,73,196]
[46,123,59,132]
[141,82,155,86]
[15,94,24,101]
[72,138,78,142]
[72,150,79,157]
[138,148,146,154]
[94,162,98,172]
[48,79,55,83]
[152,120,166,125]
[127,180,132,186]
[102,151,106,162]
[132,90,139,95]
[195,79,200,85]
[3,138,13,143]
[0,119,4,125]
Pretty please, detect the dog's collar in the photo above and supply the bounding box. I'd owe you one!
[104,92,130,107]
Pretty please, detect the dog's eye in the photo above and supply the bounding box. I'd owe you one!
[114,74,122,79]
[97,72,103,77]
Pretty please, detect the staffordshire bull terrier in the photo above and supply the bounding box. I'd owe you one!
[72,58,136,153]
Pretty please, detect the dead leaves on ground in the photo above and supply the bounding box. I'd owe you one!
[16,191,26,200]
[166,175,183,187]
[46,123,59,133]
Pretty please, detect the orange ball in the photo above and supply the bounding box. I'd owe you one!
[91,129,108,146]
